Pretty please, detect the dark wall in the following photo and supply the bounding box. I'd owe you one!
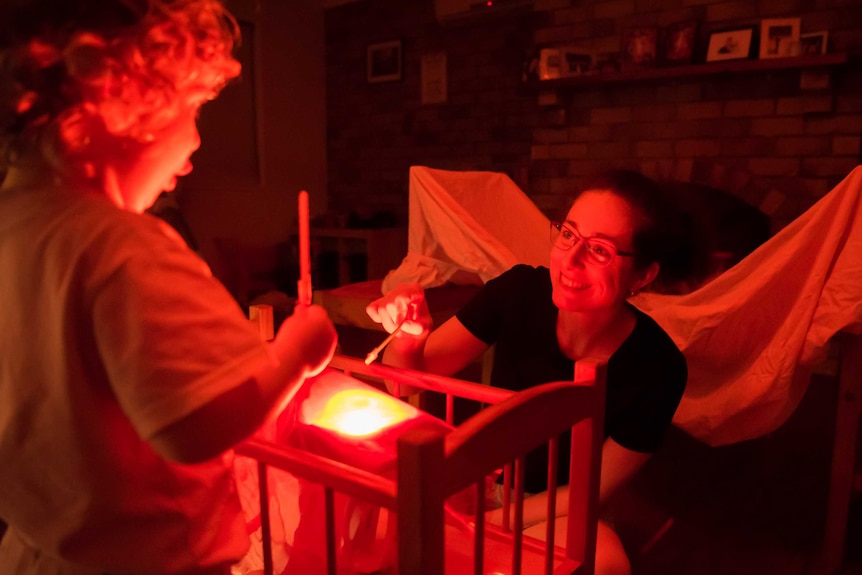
[326,1,540,225]
[326,0,862,232]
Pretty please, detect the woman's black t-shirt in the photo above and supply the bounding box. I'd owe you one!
[456,264,687,493]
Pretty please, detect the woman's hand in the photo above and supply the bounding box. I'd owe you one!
[365,283,432,338]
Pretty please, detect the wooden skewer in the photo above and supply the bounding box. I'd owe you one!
[364,323,404,365]
[297,190,312,306]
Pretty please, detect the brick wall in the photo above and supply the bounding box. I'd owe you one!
[326,0,862,231]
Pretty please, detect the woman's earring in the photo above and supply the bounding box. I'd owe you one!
[628,289,638,298]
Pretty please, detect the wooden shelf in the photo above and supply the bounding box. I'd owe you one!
[534,52,849,89]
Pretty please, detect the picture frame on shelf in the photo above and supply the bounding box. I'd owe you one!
[759,17,801,59]
[592,52,621,74]
[521,48,541,82]
[560,47,593,77]
[800,31,828,56]
[706,27,755,62]
[538,47,562,80]
[367,40,402,83]
[663,20,697,65]
[622,26,658,69]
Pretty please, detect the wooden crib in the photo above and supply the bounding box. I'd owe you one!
[235,354,606,575]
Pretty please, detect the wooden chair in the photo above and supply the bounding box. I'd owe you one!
[237,355,607,575]
[821,331,862,573]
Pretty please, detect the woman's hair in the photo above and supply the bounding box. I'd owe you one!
[569,169,692,280]
[0,0,241,171]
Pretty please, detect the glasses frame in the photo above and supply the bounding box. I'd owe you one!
[550,221,635,267]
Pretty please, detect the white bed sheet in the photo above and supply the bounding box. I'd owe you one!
[382,166,550,292]
[381,165,862,446]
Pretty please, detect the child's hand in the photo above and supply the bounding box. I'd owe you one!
[278,304,337,377]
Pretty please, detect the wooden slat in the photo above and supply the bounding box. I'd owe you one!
[330,355,513,405]
[397,425,447,575]
[236,439,396,509]
[442,381,599,496]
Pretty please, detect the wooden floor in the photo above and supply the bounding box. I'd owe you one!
[612,373,861,575]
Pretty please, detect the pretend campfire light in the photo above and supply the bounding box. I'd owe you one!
[308,387,416,437]
[267,369,451,574]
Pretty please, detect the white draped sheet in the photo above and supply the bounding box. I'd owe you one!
[382,165,862,446]
[382,166,550,292]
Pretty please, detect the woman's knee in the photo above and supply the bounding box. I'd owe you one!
[595,520,631,575]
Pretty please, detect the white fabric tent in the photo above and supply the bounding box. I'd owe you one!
[381,165,862,446]
[382,166,550,292]
[634,165,862,445]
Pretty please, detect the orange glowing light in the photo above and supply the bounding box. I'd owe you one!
[310,389,416,437]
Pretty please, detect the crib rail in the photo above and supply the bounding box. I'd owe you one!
[235,438,397,575]
[330,354,513,412]
[235,354,605,575]
[236,438,397,508]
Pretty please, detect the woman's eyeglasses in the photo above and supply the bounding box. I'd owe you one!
[550,221,634,266]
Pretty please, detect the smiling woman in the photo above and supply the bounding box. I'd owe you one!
[365,169,687,575]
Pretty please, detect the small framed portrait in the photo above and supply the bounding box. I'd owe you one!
[759,18,801,59]
[367,40,402,83]
[592,52,621,75]
[623,26,658,69]
[538,48,562,80]
[706,27,755,62]
[800,31,828,56]
[664,20,697,65]
[560,47,593,77]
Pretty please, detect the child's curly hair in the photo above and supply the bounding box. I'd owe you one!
[0,0,241,170]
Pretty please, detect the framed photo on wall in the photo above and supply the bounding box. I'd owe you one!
[664,20,697,65]
[800,31,828,56]
[622,26,658,69]
[706,27,755,62]
[759,18,801,59]
[367,40,402,83]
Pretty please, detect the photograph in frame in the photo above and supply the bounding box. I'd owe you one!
[759,18,801,59]
[664,20,697,65]
[800,31,828,56]
[538,47,562,80]
[560,47,593,77]
[622,26,658,69]
[706,27,755,62]
[367,40,402,83]
[592,52,621,74]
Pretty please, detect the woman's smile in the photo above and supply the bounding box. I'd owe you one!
[560,275,590,290]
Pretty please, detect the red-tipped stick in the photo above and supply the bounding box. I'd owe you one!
[297,190,312,306]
